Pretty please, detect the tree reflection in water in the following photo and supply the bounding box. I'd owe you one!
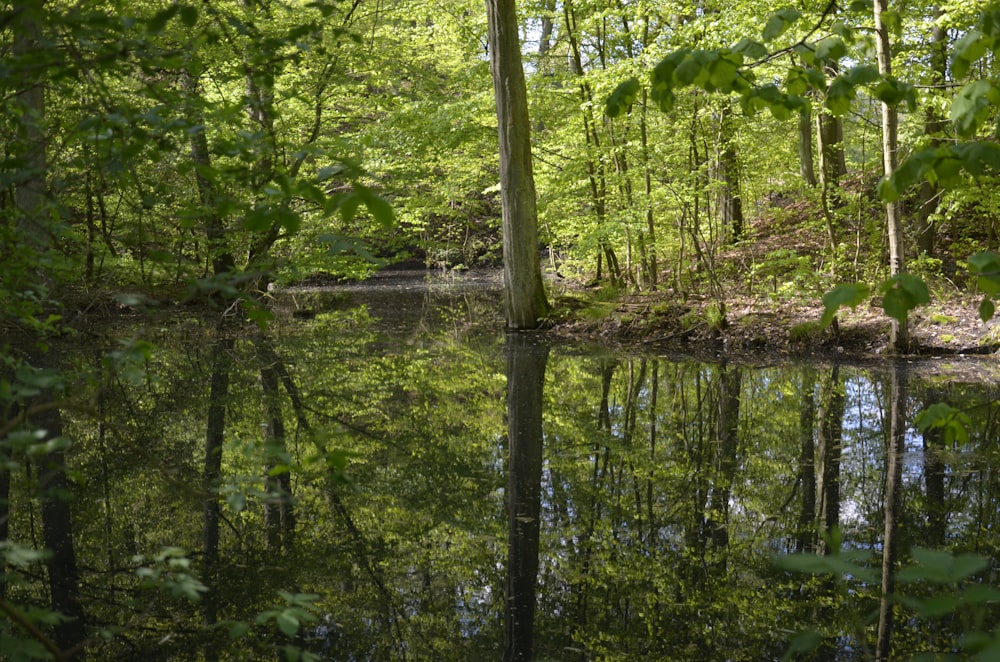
[4,273,1000,659]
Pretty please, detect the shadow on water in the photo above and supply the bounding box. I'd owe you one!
[7,269,1000,660]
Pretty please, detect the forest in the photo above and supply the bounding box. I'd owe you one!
[4,0,1000,659]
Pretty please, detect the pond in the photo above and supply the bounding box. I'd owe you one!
[6,269,1000,660]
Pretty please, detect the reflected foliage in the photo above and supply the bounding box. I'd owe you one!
[2,278,1000,658]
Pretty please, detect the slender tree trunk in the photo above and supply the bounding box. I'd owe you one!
[816,365,844,554]
[798,104,817,187]
[875,0,908,352]
[257,337,295,551]
[716,103,744,241]
[796,368,817,553]
[877,364,907,660]
[486,0,551,329]
[182,71,235,278]
[503,334,548,661]
[25,349,87,660]
[708,365,741,569]
[202,324,234,642]
[922,393,946,546]
[13,0,48,248]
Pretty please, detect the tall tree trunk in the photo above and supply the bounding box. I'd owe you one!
[798,104,817,187]
[816,365,844,554]
[922,392,946,546]
[796,368,817,553]
[877,365,907,660]
[13,0,48,248]
[202,324,234,645]
[182,71,236,278]
[716,103,744,241]
[708,365,741,569]
[257,336,295,552]
[27,349,87,660]
[486,0,551,329]
[875,0,908,352]
[503,333,548,661]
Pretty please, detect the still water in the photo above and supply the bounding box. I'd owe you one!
[15,270,1000,660]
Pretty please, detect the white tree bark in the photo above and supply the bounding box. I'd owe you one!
[875,0,909,352]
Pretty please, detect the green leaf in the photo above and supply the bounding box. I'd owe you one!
[881,9,902,37]
[355,184,394,227]
[968,251,1000,295]
[951,142,1000,176]
[785,67,809,96]
[951,80,996,137]
[914,402,971,444]
[845,64,880,87]
[952,30,989,79]
[708,55,741,92]
[814,37,847,63]
[879,273,929,324]
[674,56,703,86]
[820,283,870,327]
[762,8,801,43]
[605,77,641,118]
[733,38,768,60]
[179,5,199,27]
[980,297,995,322]
[229,622,251,639]
[276,611,299,637]
[147,6,180,34]
[900,547,989,584]
[874,78,916,111]
[825,76,855,116]
[781,630,823,660]
[650,84,675,113]
[878,148,938,202]
[902,594,961,618]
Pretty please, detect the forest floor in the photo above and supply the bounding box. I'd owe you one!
[546,196,1000,379]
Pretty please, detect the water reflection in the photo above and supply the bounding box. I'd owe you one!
[4,271,1000,660]
[503,333,547,661]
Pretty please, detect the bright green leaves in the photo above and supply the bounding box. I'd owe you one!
[951,80,1000,137]
[968,251,1000,320]
[879,273,929,325]
[605,77,641,118]
[740,84,805,120]
[819,283,870,328]
[762,8,802,43]
[825,76,855,116]
[819,275,928,329]
[641,49,750,114]
[733,38,768,61]
[915,403,972,445]
[814,36,847,64]
[651,49,747,94]
[784,66,824,97]
[884,143,1000,201]
[825,65,880,116]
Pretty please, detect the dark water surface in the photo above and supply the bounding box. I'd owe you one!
[22,270,1000,659]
